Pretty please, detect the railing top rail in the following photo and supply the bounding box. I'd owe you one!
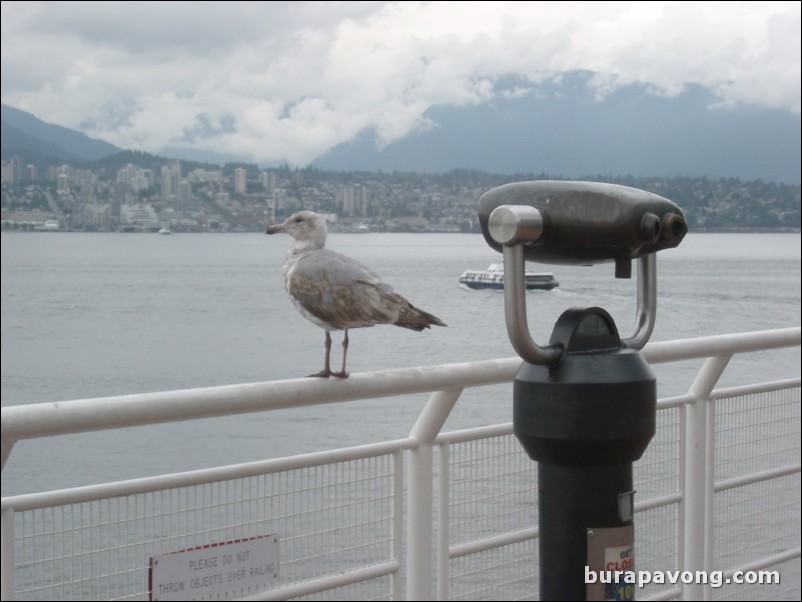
[641,326,800,364]
[1,358,519,442]
[709,377,801,400]
[2,327,799,444]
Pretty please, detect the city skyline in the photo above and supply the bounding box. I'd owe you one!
[2,154,799,234]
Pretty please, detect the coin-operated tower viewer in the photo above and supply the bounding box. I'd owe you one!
[478,181,687,601]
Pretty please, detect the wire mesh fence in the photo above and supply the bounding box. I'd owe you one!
[3,379,799,600]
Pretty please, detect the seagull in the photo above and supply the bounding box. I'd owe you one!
[266,211,446,378]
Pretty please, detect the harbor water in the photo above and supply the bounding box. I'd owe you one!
[1,231,800,497]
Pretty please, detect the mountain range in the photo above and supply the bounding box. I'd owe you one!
[2,72,800,184]
[314,74,801,185]
[1,103,120,165]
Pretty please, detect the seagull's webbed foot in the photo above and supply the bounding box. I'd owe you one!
[307,331,350,378]
[308,369,332,378]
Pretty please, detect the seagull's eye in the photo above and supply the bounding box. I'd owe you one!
[294,217,303,223]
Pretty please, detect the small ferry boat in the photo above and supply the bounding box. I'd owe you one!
[34,219,61,232]
[459,263,559,291]
[158,226,172,235]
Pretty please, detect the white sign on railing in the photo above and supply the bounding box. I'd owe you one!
[149,535,279,601]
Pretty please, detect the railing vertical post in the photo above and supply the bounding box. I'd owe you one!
[408,442,433,600]
[2,439,15,471]
[1,507,14,601]
[437,442,450,601]
[705,392,716,580]
[682,355,730,601]
[392,449,404,601]
[407,388,463,601]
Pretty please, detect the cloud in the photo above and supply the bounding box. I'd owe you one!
[2,1,799,167]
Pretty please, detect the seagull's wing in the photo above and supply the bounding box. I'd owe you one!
[288,249,405,329]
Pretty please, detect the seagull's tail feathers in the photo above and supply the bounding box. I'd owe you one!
[395,304,447,331]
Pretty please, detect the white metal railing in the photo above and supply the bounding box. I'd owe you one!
[1,327,800,601]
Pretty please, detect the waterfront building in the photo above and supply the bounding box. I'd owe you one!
[120,203,159,231]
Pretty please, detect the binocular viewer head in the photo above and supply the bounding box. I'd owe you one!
[479,181,687,278]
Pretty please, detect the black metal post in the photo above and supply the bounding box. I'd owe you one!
[513,308,656,601]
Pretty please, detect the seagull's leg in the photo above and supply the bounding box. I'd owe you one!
[308,331,333,378]
[332,330,350,379]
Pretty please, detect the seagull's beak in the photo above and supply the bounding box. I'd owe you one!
[266,223,284,235]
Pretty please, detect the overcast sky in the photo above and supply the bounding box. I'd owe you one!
[2,1,800,167]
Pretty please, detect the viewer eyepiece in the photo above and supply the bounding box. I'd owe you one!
[479,180,687,267]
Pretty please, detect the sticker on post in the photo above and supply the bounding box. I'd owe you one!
[604,544,634,601]
[149,534,278,600]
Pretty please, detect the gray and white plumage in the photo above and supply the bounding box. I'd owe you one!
[266,210,446,378]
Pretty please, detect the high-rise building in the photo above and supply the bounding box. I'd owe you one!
[117,164,154,192]
[260,170,277,194]
[337,184,367,216]
[82,203,112,230]
[234,168,247,195]
[160,161,181,200]
[9,156,24,184]
[178,179,192,203]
